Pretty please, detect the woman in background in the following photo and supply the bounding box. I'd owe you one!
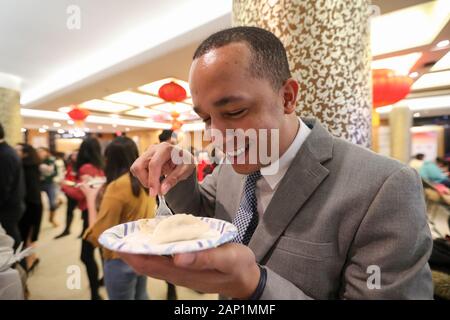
[56,151,79,239]
[82,136,156,300]
[15,143,42,272]
[37,147,58,227]
[64,137,104,300]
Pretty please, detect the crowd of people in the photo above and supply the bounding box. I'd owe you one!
[0,124,219,300]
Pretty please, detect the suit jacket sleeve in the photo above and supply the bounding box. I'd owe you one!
[341,166,433,299]
[165,165,220,217]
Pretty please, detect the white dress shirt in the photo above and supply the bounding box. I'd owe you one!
[256,118,311,216]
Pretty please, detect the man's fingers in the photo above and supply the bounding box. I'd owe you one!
[130,147,156,188]
[147,143,174,195]
[173,243,255,274]
[161,165,185,195]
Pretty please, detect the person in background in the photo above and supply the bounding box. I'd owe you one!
[82,137,156,300]
[53,152,66,210]
[37,147,59,227]
[156,129,178,300]
[64,137,104,300]
[15,143,43,273]
[420,157,450,188]
[0,123,25,249]
[55,151,78,239]
[409,153,425,172]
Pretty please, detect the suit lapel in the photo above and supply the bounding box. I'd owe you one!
[249,119,334,263]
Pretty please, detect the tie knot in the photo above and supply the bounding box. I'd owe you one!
[247,170,262,183]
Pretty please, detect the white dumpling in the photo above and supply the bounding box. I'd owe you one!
[151,214,210,244]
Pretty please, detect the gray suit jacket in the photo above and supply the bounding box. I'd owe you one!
[166,118,433,299]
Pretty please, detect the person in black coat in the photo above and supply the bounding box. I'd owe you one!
[0,123,25,249]
[16,143,43,272]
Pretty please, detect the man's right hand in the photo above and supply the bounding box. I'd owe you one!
[130,142,195,196]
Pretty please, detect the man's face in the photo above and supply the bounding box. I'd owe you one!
[189,42,287,174]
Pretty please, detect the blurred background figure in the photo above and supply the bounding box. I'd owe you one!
[409,153,425,172]
[56,151,78,239]
[420,157,450,188]
[37,147,59,227]
[72,137,104,300]
[15,143,42,273]
[82,136,156,300]
[53,151,67,211]
[0,123,25,250]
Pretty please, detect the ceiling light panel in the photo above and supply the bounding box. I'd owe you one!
[411,70,450,90]
[371,52,422,75]
[103,91,163,107]
[151,102,193,114]
[371,0,450,56]
[80,99,133,113]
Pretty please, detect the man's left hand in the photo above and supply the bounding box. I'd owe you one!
[117,243,260,299]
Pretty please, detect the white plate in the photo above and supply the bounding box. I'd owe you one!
[98,217,238,255]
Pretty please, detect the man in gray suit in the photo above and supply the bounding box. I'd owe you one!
[124,27,433,299]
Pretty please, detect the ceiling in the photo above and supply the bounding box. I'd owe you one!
[1,0,449,133]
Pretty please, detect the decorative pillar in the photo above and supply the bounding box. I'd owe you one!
[0,72,22,145]
[233,0,372,147]
[389,105,412,164]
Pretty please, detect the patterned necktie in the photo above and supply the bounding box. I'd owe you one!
[232,170,262,245]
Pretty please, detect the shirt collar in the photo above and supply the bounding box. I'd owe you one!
[260,117,311,190]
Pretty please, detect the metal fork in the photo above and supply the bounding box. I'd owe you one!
[156,194,174,217]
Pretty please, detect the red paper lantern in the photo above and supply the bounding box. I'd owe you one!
[68,106,90,121]
[372,69,413,108]
[158,81,187,102]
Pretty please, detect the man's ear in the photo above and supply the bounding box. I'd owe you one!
[280,78,299,114]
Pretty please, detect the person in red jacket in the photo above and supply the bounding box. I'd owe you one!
[66,137,105,300]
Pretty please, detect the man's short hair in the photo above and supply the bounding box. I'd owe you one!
[0,123,4,140]
[193,26,291,89]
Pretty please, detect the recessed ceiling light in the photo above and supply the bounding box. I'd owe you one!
[67,120,75,125]
[372,52,422,75]
[411,70,450,90]
[38,128,47,133]
[97,125,103,130]
[125,107,163,118]
[57,129,65,134]
[371,0,450,56]
[409,72,419,78]
[152,102,192,114]
[53,122,61,128]
[21,128,27,133]
[80,99,133,113]
[436,39,450,48]
[103,91,163,107]
[42,125,49,130]
[125,128,130,132]
[138,78,191,97]
[413,112,421,117]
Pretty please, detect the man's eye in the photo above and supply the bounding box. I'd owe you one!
[226,109,246,117]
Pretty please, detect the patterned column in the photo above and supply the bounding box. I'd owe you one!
[0,73,22,146]
[233,0,372,147]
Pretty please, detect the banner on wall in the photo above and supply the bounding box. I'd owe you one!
[411,131,438,161]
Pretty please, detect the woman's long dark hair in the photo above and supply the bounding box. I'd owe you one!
[75,137,104,175]
[104,136,142,197]
[17,143,40,166]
